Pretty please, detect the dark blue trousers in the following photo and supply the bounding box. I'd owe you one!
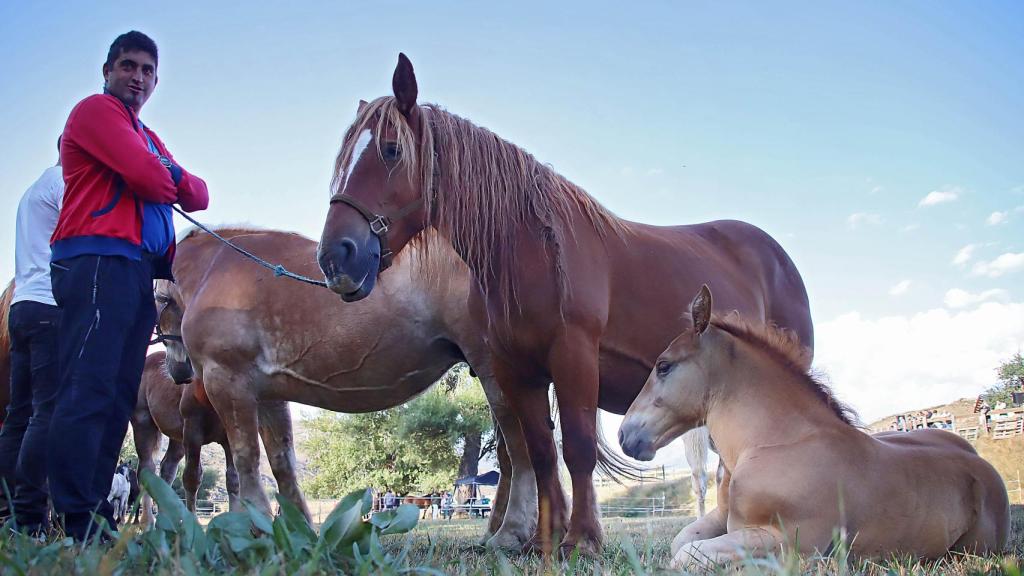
[47,255,155,539]
[0,300,60,530]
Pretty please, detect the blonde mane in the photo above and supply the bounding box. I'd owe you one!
[713,313,858,426]
[331,97,628,311]
[0,279,14,353]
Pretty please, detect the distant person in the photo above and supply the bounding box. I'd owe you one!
[0,137,63,535]
[47,30,209,542]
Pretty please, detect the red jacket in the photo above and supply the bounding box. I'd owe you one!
[52,94,208,278]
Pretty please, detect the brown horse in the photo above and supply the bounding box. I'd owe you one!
[157,226,540,548]
[316,55,814,554]
[402,493,438,519]
[0,280,15,424]
[620,286,1009,567]
[132,351,240,524]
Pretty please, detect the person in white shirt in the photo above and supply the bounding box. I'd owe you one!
[0,137,63,535]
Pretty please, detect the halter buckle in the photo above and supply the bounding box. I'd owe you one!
[369,216,390,235]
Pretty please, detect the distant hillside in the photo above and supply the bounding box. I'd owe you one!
[870,397,1023,504]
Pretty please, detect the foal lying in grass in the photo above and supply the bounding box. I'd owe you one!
[619,285,1009,569]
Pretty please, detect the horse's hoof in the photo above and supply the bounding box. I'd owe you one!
[485,530,529,551]
[559,538,602,559]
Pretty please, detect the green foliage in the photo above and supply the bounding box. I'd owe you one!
[302,364,495,497]
[170,466,221,503]
[984,353,1024,406]
[119,433,138,466]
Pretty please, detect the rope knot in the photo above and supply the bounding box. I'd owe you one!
[273,265,287,277]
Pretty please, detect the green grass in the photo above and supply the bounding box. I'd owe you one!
[385,506,1023,575]
[1,501,1020,575]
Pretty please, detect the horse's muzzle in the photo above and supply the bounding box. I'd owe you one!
[618,420,657,461]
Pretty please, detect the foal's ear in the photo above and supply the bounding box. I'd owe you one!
[690,284,713,336]
[392,53,418,117]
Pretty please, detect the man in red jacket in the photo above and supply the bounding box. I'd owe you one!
[48,30,208,541]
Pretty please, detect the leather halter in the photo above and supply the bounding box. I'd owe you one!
[150,323,183,346]
[328,193,423,272]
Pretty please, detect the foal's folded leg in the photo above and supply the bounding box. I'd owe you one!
[671,526,783,570]
[671,505,728,555]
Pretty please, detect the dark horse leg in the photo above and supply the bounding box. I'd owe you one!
[549,331,603,556]
[257,400,312,523]
[221,441,241,513]
[181,416,205,512]
[493,358,567,555]
[132,401,162,526]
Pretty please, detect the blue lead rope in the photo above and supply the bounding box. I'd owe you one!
[171,205,328,288]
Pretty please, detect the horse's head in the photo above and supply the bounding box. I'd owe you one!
[318,53,431,302]
[619,285,719,461]
[154,279,194,385]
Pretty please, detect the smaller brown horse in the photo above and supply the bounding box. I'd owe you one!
[0,280,15,423]
[619,286,1010,567]
[132,351,239,524]
[402,493,439,519]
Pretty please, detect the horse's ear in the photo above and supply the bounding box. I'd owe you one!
[392,53,418,117]
[690,284,713,336]
[358,99,369,113]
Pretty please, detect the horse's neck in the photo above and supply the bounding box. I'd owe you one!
[706,347,838,470]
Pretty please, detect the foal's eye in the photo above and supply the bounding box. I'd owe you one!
[655,360,674,378]
[382,143,402,163]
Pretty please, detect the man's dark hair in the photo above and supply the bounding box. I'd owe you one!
[105,31,158,69]
[57,135,62,151]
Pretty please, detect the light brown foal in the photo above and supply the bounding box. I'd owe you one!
[620,286,1009,568]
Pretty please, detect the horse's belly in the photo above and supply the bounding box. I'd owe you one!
[257,353,457,413]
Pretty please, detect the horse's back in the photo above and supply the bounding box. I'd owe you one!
[867,429,1009,554]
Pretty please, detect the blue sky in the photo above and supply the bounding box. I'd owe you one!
[2,2,1022,448]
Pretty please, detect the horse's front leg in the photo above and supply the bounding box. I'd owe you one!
[549,330,603,557]
[671,526,783,569]
[492,357,566,555]
[477,369,537,549]
[257,400,313,524]
[202,366,274,518]
[181,416,205,512]
[672,466,731,554]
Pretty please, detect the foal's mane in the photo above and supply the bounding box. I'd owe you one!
[331,96,628,312]
[713,314,858,426]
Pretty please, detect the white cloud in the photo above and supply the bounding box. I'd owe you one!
[888,280,911,296]
[986,211,1008,226]
[918,186,962,207]
[971,252,1024,278]
[646,168,664,176]
[869,185,884,195]
[847,212,883,230]
[943,288,1010,309]
[815,301,1024,422]
[620,166,634,176]
[951,244,976,266]
[900,223,920,233]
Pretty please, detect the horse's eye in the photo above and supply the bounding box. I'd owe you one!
[382,143,401,163]
[656,360,674,378]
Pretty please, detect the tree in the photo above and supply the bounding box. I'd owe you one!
[171,467,220,503]
[301,364,495,497]
[983,352,1024,406]
[399,365,495,481]
[119,432,138,466]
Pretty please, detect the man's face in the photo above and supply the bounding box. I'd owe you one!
[103,49,157,113]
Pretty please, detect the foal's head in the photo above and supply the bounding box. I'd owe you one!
[154,280,194,384]
[619,285,721,461]
[318,53,431,302]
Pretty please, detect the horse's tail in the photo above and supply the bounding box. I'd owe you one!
[594,417,648,485]
[682,426,711,479]
[0,278,15,354]
[550,391,648,484]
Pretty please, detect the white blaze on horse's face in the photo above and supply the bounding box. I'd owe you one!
[339,129,372,196]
